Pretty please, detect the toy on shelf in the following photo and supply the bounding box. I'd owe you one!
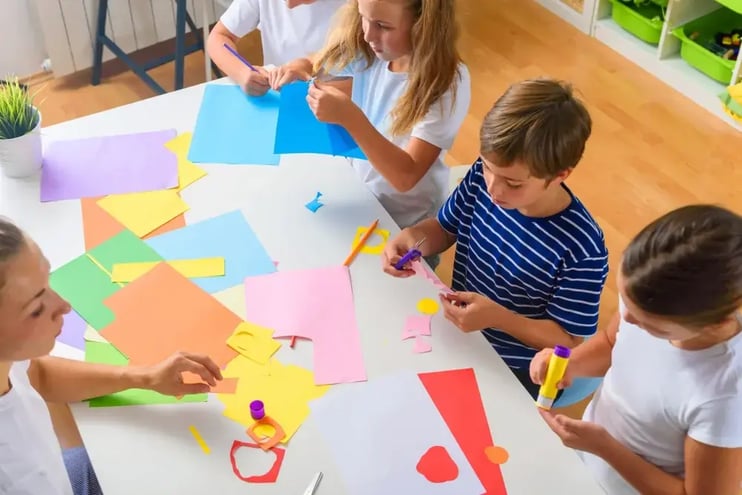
[691,29,741,61]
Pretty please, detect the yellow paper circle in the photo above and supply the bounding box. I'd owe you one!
[417,298,439,315]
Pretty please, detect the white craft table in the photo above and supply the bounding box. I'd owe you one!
[0,79,604,494]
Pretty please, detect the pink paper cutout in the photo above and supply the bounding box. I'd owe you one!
[402,314,432,340]
[411,260,453,294]
[244,265,366,385]
[413,336,432,353]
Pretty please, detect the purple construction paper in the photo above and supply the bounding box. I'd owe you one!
[40,129,179,202]
[57,310,86,350]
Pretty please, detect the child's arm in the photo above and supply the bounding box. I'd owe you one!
[26,352,223,403]
[206,22,270,95]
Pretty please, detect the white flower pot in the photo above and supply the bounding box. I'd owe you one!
[0,109,42,178]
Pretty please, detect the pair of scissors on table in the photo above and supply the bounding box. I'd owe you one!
[394,237,426,270]
[303,471,323,495]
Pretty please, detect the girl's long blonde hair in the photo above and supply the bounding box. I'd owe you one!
[314,0,462,137]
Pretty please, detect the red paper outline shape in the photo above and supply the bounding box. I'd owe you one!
[229,440,286,483]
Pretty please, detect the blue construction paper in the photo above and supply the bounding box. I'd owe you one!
[145,210,276,293]
[274,81,366,159]
[188,84,281,165]
[305,192,324,212]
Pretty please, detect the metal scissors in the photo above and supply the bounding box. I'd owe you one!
[394,237,426,270]
[303,471,323,495]
[310,67,353,85]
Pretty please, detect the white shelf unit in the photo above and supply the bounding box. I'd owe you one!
[536,0,600,33]
[591,0,742,131]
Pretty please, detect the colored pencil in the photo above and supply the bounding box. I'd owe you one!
[344,218,379,266]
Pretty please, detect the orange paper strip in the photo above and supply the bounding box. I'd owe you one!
[100,262,241,367]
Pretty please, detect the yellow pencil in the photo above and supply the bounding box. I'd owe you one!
[344,218,379,266]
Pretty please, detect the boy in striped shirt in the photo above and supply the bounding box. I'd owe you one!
[383,78,609,399]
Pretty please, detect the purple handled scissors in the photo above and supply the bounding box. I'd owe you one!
[394,237,426,270]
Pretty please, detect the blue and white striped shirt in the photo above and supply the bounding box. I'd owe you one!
[437,159,609,369]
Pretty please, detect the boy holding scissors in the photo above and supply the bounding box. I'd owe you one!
[383,78,609,399]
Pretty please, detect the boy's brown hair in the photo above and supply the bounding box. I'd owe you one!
[479,78,592,178]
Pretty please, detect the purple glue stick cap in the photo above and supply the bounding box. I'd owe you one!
[553,345,571,359]
[250,400,265,420]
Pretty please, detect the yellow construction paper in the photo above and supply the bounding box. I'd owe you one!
[188,425,211,454]
[165,132,207,191]
[226,321,281,365]
[417,298,440,315]
[213,285,247,319]
[110,257,225,283]
[217,356,329,443]
[352,227,390,255]
[97,190,190,238]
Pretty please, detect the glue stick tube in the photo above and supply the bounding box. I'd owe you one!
[536,345,571,410]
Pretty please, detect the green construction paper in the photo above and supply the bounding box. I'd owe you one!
[50,255,118,329]
[88,229,164,274]
[84,341,207,407]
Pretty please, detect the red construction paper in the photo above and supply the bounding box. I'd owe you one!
[229,440,285,483]
[416,445,459,483]
[418,368,508,495]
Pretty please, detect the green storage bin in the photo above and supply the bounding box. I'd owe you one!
[716,0,742,15]
[610,0,665,45]
[672,8,742,84]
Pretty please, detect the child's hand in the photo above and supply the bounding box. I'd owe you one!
[439,291,503,332]
[538,409,613,455]
[382,230,420,278]
[529,348,575,389]
[268,64,310,90]
[240,67,270,96]
[307,81,356,125]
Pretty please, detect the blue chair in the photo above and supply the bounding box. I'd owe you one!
[553,376,603,408]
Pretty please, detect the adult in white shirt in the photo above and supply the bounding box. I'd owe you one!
[0,219,225,495]
[206,0,346,95]
[270,0,472,244]
[530,204,742,495]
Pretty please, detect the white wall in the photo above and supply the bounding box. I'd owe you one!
[0,0,48,78]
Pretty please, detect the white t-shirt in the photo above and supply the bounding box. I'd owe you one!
[0,361,73,495]
[335,58,471,229]
[579,307,742,494]
[220,0,346,66]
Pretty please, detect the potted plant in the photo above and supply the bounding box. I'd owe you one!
[0,77,43,178]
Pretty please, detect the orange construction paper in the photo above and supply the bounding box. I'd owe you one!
[484,446,510,465]
[181,373,238,394]
[143,213,186,239]
[80,197,124,250]
[418,369,507,495]
[100,262,241,367]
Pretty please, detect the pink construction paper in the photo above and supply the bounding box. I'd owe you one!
[411,260,453,294]
[243,265,366,385]
[413,336,432,353]
[401,314,432,340]
[40,129,179,201]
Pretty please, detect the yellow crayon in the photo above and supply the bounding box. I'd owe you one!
[536,345,571,410]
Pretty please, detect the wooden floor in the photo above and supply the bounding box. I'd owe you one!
[31,0,740,417]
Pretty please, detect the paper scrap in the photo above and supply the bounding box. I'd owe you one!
[84,341,207,407]
[50,254,118,330]
[83,326,108,343]
[243,265,366,385]
[412,259,453,294]
[111,257,225,283]
[417,298,440,315]
[213,285,247,319]
[402,314,432,340]
[97,190,190,238]
[417,446,459,483]
[188,84,280,165]
[80,197,125,250]
[309,370,483,495]
[40,129,179,201]
[305,192,324,212]
[100,262,241,368]
[484,446,510,465]
[189,425,211,454]
[230,440,285,483]
[57,310,86,350]
[146,210,276,293]
[413,336,432,354]
[180,374,239,394]
[218,356,329,444]
[418,368,507,494]
[226,322,281,365]
[164,132,207,191]
[352,226,389,255]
